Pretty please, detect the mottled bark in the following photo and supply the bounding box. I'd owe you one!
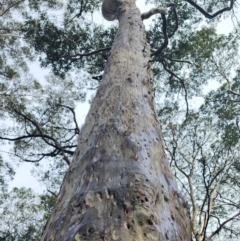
[41,1,192,240]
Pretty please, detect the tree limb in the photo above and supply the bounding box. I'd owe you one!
[0,0,25,17]
[66,47,111,59]
[5,109,72,165]
[165,56,199,67]
[185,0,234,19]
[47,189,58,197]
[59,104,79,134]
[151,13,168,56]
[161,61,190,117]
[168,6,178,38]
[210,57,240,96]
[236,118,240,134]
[206,211,240,241]
[150,4,178,56]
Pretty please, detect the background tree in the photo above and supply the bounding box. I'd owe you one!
[0,187,56,241]
[161,107,240,241]
[0,0,239,240]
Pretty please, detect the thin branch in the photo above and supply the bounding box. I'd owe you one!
[168,6,178,38]
[47,189,58,197]
[8,109,71,165]
[0,33,19,37]
[211,57,240,96]
[161,61,189,117]
[185,0,234,19]
[151,13,168,56]
[1,92,47,98]
[165,56,199,67]
[149,8,178,47]
[64,0,88,26]
[66,47,111,59]
[236,118,240,134]
[202,163,227,240]
[206,211,240,241]
[201,158,211,240]
[0,0,25,17]
[59,104,79,133]
[0,135,74,155]
[227,89,240,96]
[188,176,200,235]
[63,34,111,58]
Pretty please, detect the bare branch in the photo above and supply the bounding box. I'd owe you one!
[47,189,58,197]
[236,118,240,133]
[0,71,9,78]
[66,47,111,59]
[185,0,234,19]
[227,89,240,96]
[0,0,25,17]
[62,34,111,59]
[211,57,240,96]
[161,61,189,117]
[64,0,86,26]
[165,56,199,67]
[59,104,79,134]
[3,109,72,165]
[206,211,240,241]
[0,33,19,37]
[151,13,168,56]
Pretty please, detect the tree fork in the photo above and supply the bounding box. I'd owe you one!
[41,1,192,240]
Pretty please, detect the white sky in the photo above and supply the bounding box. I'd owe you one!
[8,1,237,193]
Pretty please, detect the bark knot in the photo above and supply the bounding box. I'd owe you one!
[102,0,136,21]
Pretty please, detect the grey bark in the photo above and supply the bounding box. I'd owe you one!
[41,1,192,240]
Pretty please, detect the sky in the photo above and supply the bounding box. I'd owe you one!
[8,0,237,193]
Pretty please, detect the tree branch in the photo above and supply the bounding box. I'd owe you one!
[161,61,189,117]
[66,47,111,59]
[141,8,167,20]
[64,0,86,26]
[185,0,234,19]
[168,6,178,38]
[47,189,58,197]
[6,109,72,165]
[165,56,199,67]
[236,118,240,134]
[210,57,240,96]
[59,104,79,134]
[206,211,240,241]
[0,0,25,17]
[150,4,178,56]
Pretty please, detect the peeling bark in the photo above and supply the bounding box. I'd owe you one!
[41,1,192,240]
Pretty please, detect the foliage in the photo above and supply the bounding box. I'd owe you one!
[0,187,56,241]
[0,156,15,193]
[160,105,240,240]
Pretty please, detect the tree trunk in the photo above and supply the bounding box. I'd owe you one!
[41,1,192,240]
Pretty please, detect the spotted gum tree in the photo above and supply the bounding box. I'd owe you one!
[41,0,234,240]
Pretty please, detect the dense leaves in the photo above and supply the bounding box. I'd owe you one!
[0,187,56,241]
